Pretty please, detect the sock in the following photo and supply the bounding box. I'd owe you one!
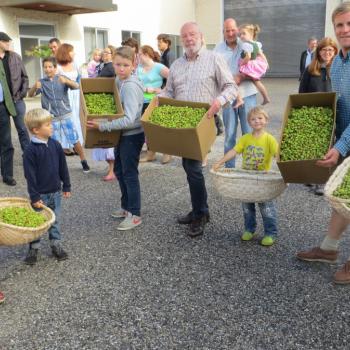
[320,236,340,251]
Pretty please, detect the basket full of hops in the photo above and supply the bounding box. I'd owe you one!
[325,157,350,220]
[0,197,55,246]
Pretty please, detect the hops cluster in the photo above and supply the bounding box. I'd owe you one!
[0,207,46,228]
[150,105,206,128]
[280,106,333,161]
[84,93,117,115]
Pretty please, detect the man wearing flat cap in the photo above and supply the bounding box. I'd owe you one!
[0,32,30,186]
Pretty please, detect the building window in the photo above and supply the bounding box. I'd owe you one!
[84,27,108,61]
[121,31,141,46]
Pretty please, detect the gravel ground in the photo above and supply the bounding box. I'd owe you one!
[1,78,350,350]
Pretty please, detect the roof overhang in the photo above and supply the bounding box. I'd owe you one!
[0,0,117,15]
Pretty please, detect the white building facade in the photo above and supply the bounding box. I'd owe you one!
[0,0,344,82]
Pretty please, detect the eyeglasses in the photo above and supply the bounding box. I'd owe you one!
[321,48,335,53]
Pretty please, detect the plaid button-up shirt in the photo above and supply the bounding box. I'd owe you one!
[331,50,350,156]
[161,47,238,106]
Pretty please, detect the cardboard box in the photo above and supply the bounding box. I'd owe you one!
[141,97,215,161]
[277,92,337,184]
[80,78,124,148]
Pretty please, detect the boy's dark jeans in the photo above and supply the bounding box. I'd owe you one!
[182,158,209,219]
[114,132,145,217]
[30,191,62,249]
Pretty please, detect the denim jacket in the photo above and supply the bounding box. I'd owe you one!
[36,75,77,117]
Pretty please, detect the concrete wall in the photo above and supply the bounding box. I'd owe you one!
[325,0,342,38]
[0,0,195,65]
[74,0,195,56]
[194,0,223,47]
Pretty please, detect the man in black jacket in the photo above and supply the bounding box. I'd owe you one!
[0,32,30,152]
[299,37,318,80]
[157,34,175,69]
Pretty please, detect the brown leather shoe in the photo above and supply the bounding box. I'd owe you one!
[296,247,338,264]
[334,261,350,284]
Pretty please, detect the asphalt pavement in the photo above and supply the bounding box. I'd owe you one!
[1,78,350,350]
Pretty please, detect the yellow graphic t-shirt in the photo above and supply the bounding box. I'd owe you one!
[234,132,278,171]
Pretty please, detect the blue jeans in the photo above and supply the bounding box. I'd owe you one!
[0,102,14,180]
[242,201,277,237]
[114,132,145,216]
[222,94,257,168]
[13,100,30,152]
[182,158,209,219]
[30,191,62,249]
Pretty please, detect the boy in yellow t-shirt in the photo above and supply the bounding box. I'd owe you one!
[213,106,278,246]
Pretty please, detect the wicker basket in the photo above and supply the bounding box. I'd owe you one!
[0,197,55,246]
[210,168,287,202]
[325,157,350,220]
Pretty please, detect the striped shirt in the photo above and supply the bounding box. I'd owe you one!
[331,50,350,156]
[161,47,238,106]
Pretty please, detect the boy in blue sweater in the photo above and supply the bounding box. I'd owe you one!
[28,56,90,173]
[23,108,71,264]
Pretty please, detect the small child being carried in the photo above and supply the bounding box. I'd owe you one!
[235,24,271,105]
[213,106,278,246]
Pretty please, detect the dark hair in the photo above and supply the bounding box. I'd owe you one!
[114,46,135,62]
[56,43,74,65]
[157,33,172,47]
[49,38,61,45]
[121,37,139,53]
[140,45,160,63]
[42,56,57,67]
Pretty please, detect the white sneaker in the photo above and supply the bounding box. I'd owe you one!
[117,212,142,231]
[111,208,128,218]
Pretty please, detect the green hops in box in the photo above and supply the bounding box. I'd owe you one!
[280,106,333,161]
[149,105,207,128]
[84,93,117,115]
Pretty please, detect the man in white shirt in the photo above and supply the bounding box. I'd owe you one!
[214,18,257,168]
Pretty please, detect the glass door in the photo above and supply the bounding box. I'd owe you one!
[19,23,55,86]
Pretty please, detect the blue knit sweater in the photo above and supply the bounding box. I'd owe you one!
[23,137,71,202]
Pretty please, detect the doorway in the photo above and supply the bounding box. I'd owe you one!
[19,23,55,85]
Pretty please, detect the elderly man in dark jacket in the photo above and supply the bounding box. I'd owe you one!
[0,32,30,152]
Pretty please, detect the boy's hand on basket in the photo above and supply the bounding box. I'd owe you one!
[32,200,44,209]
[86,120,99,130]
[63,192,71,199]
[317,148,339,168]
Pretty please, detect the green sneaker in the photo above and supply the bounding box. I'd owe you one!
[261,236,276,246]
[241,231,256,241]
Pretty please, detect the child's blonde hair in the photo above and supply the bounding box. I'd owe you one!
[239,24,261,41]
[25,108,52,132]
[91,48,102,59]
[247,106,269,121]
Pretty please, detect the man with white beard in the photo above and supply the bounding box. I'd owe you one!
[161,22,239,237]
